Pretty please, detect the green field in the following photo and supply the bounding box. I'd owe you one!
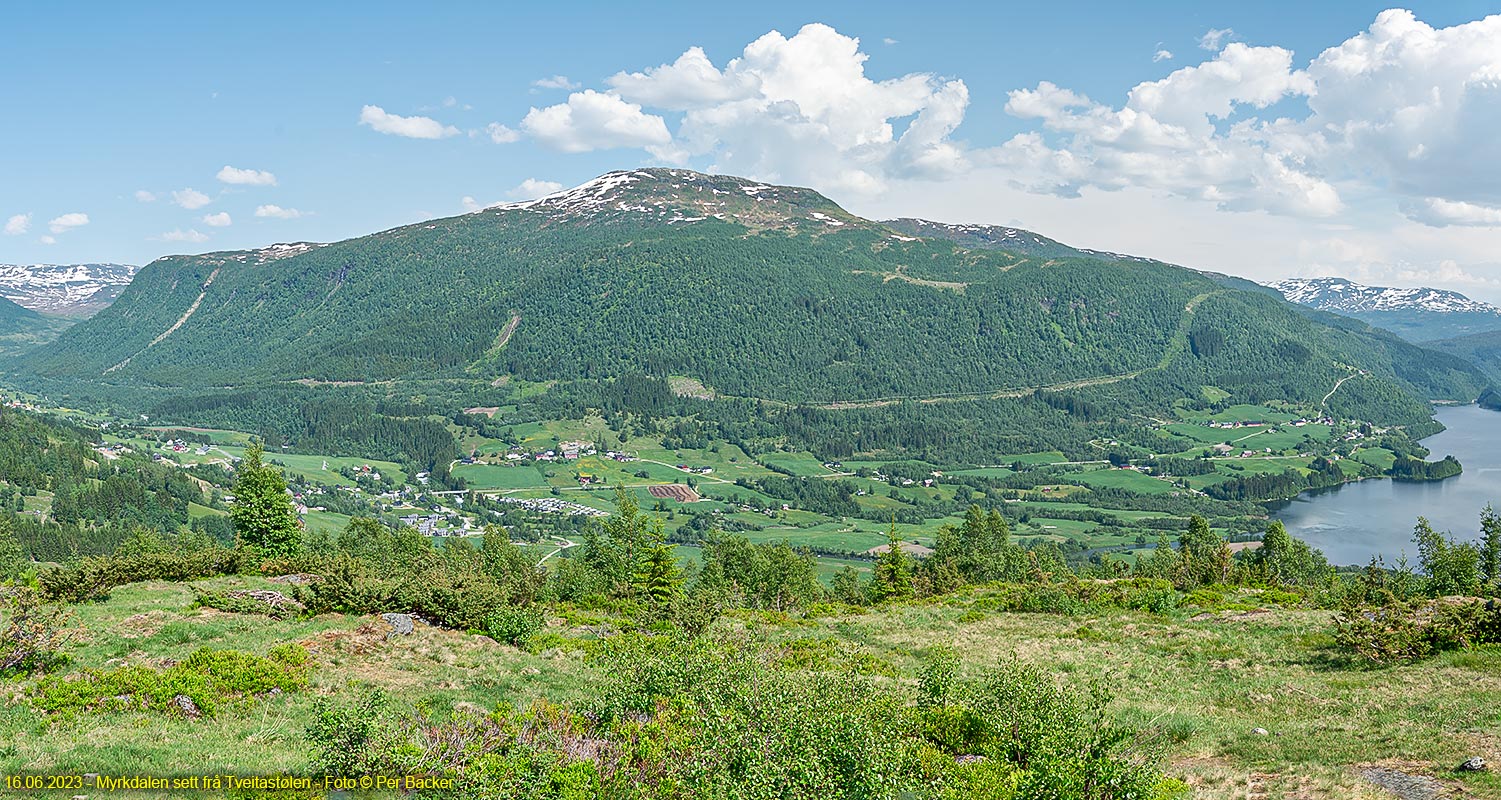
[759,452,840,476]
[1075,468,1177,494]
[451,463,552,490]
[187,501,226,519]
[947,466,1018,478]
[1181,404,1301,424]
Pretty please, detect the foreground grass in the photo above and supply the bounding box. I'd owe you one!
[3,580,1498,798]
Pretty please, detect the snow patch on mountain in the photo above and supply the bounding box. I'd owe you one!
[0,263,138,316]
[1268,277,1501,315]
[482,169,858,231]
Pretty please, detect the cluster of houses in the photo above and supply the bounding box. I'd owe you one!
[398,513,476,537]
[93,443,131,460]
[1,396,41,412]
[493,496,609,517]
[482,440,610,465]
[1199,416,1333,430]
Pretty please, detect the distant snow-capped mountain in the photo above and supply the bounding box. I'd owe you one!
[0,263,138,316]
[1269,277,1499,315]
[1268,277,1501,342]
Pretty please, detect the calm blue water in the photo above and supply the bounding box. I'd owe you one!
[1272,404,1501,566]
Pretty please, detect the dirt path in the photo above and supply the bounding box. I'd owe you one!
[536,537,576,568]
[1323,370,1362,406]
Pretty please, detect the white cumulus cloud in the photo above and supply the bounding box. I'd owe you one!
[216,165,278,186]
[533,75,580,90]
[202,211,232,227]
[48,212,89,234]
[520,90,672,153]
[1406,197,1501,227]
[39,235,55,245]
[509,178,564,199]
[359,105,459,139]
[485,122,521,144]
[597,23,975,192]
[157,229,209,243]
[1200,28,1235,51]
[134,190,157,203]
[1153,49,1174,62]
[172,189,212,209]
[3,214,30,236]
[254,205,304,219]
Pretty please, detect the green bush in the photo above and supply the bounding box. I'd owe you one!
[35,645,310,718]
[191,588,299,620]
[300,634,1176,799]
[39,546,250,603]
[1,587,73,675]
[485,605,544,646]
[1333,597,1501,666]
[305,689,392,777]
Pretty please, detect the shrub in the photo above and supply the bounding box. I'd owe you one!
[39,546,250,603]
[192,588,301,620]
[305,689,393,776]
[485,605,544,646]
[0,587,73,675]
[35,645,310,717]
[1333,597,1501,666]
[303,634,1175,798]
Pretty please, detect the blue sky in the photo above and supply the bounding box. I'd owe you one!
[5,1,1501,299]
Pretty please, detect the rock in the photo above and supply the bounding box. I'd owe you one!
[1252,727,1269,736]
[269,687,283,696]
[171,694,202,720]
[955,755,987,765]
[1360,767,1446,800]
[1460,756,1487,772]
[380,612,415,639]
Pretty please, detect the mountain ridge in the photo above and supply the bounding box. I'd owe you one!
[1267,276,1501,343]
[8,168,1486,462]
[0,262,138,316]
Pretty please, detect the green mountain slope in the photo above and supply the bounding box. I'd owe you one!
[0,294,71,357]
[9,169,1485,449]
[1429,328,1501,385]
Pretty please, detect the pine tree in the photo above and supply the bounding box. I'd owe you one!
[633,520,682,608]
[0,515,25,583]
[871,522,914,603]
[1480,505,1501,592]
[229,442,302,557]
[831,566,866,606]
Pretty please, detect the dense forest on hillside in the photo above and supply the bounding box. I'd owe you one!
[6,170,1486,470]
[1431,328,1501,384]
[0,408,211,559]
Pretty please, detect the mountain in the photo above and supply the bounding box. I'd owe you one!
[0,294,46,334]
[0,293,71,357]
[881,218,1161,263]
[1428,328,1501,386]
[0,262,138,316]
[1267,277,1501,342]
[8,169,1486,461]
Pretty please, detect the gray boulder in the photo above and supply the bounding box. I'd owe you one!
[380,612,415,639]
